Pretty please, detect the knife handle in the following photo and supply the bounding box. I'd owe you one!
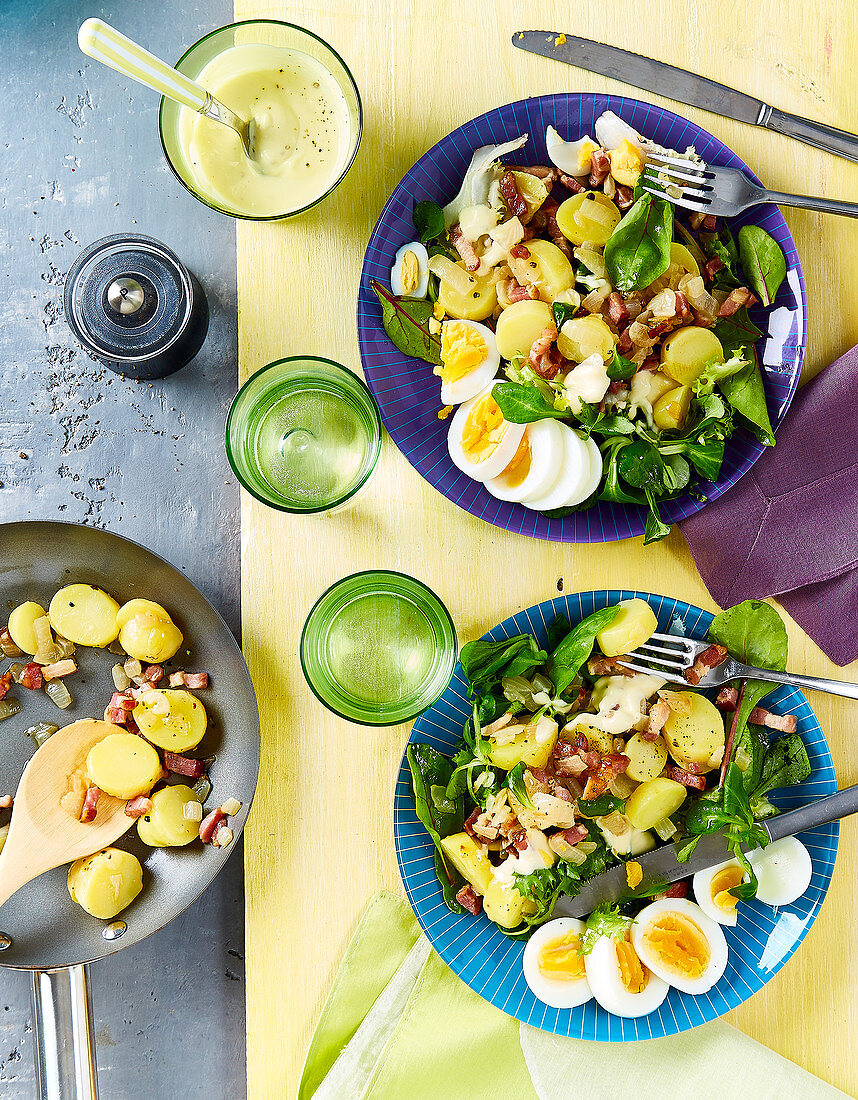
[765,784,858,843]
[763,106,858,164]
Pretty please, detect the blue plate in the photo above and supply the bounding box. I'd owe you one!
[393,591,837,1040]
[358,95,807,543]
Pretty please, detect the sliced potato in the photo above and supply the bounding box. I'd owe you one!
[625,733,669,783]
[488,720,558,771]
[117,599,183,663]
[661,327,724,385]
[652,385,692,430]
[495,299,553,361]
[556,191,622,246]
[483,878,538,929]
[86,733,162,799]
[514,239,575,301]
[116,598,169,628]
[134,689,207,752]
[438,833,493,895]
[48,584,120,647]
[7,602,47,654]
[68,848,143,919]
[596,598,657,658]
[436,270,497,321]
[662,692,725,770]
[557,315,615,363]
[137,784,201,847]
[625,777,687,831]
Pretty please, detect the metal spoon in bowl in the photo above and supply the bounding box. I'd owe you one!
[78,18,260,166]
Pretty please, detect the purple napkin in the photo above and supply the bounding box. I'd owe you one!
[681,345,858,666]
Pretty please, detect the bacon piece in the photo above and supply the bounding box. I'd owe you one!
[143,664,164,684]
[704,257,724,281]
[674,291,692,321]
[449,224,480,272]
[665,766,707,790]
[506,278,540,304]
[199,808,227,844]
[531,198,573,260]
[562,825,589,845]
[508,164,559,184]
[0,672,11,701]
[499,170,528,219]
[111,691,137,711]
[42,659,77,680]
[462,806,482,839]
[79,786,101,823]
[702,214,718,231]
[718,287,757,317]
[643,698,671,741]
[125,795,153,818]
[655,882,690,901]
[509,828,529,852]
[559,173,586,193]
[20,662,43,690]
[617,326,633,355]
[582,753,629,801]
[169,671,187,687]
[748,707,797,733]
[528,326,563,379]
[184,672,209,690]
[606,291,630,328]
[455,884,483,915]
[107,707,128,726]
[589,148,610,187]
[615,185,634,211]
[715,686,739,711]
[164,751,206,779]
[125,713,140,736]
[509,243,531,259]
[552,741,589,778]
[586,655,633,677]
[684,644,729,686]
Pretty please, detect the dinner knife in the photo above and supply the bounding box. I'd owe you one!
[512,31,858,164]
[556,783,858,919]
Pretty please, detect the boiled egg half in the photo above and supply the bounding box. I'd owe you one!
[583,932,669,1017]
[447,384,526,482]
[522,423,595,511]
[631,897,728,995]
[693,859,747,927]
[436,320,500,405]
[545,126,598,178]
[484,418,565,503]
[390,241,429,299]
[747,837,813,907]
[522,917,593,1009]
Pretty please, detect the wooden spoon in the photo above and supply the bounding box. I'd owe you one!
[0,719,134,908]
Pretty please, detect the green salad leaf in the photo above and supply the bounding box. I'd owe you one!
[717,354,775,447]
[371,280,441,365]
[737,225,787,307]
[712,308,763,358]
[413,200,446,243]
[491,382,567,424]
[748,733,811,819]
[546,606,620,694]
[407,743,466,912]
[604,193,673,293]
[706,225,742,287]
[460,633,547,695]
[576,792,626,818]
[507,762,535,810]
[553,300,577,330]
[607,347,638,382]
[580,903,633,955]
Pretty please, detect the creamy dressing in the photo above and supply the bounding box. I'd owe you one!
[179,44,353,217]
[492,829,554,883]
[567,672,666,736]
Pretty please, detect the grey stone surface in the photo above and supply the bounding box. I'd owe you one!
[0,2,246,1096]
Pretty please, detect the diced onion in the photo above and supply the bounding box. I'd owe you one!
[54,635,76,659]
[0,635,23,659]
[124,658,142,679]
[654,816,677,842]
[25,721,59,748]
[563,845,587,866]
[33,615,53,651]
[0,698,22,721]
[8,663,25,683]
[427,254,480,296]
[193,775,212,804]
[219,798,242,817]
[112,664,131,691]
[45,680,72,710]
[576,841,597,855]
[599,811,630,837]
[183,801,203,823]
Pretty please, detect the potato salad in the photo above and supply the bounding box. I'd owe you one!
[407,598,815,1018]
[0,584,240,922]
[374,111,788,542]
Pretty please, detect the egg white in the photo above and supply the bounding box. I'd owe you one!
[438,320,500,406]
[583,934,669,1018]
[522,424,591,512]
[522,917,593,1010]
[390,240,429,298]
[631,898,728,995]
[484,418,565,503]
[747,837,813,907]
[693,858,746,927]
[565,435,603,507]
[545,126,597,178]
[447,384,526,483]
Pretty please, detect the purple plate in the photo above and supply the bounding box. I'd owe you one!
[357,94,807,543]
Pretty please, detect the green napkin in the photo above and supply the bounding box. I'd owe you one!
[300,891,849,1100]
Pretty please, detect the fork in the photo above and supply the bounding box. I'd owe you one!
[618,632,858,701]
[642,152,858,219]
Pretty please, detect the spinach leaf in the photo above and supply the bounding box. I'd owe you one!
[540,488,601,519]
[717,354,775,447]
[707,226,742,287]
[491,382,567,424]
[413,200,446,243]
[644,503,672,544]
[460,633,547,695]
[598,438,647,506]
[577,792,626,818]
[737,225,787,307]
[659,438,725,483]
[407,743,466,912]
[712,308,763,358]
[607,347,637,382]
[546,605,620,694]
[736,722,769,793]
[553,300,577,330]
[371,280,441,365]
[749,733,811,819]
[580,903,632,955]
[604,193,674,293]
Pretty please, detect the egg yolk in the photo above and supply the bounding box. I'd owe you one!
[710,865,745,913]
[615,936,648,994]
[461,395,508,463]
[537,931,586,981]
[437,322,488,383]
[609,139,646,187]
[643,913,711,980]
[498,435,532,487]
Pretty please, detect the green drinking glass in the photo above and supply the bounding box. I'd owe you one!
[300,571,458,726]
[226,357,382,513]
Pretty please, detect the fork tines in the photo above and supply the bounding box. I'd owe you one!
[615,659,687,685]
[643,153,713,212]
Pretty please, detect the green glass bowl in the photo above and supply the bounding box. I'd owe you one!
[158,20,362,220]
[225,356,382,514]
[301,571,458,726]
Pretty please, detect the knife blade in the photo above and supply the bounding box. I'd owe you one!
[555,783,858,919]
[513,31,858,164]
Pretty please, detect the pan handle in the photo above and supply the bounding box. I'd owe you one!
[31,965,99,1100]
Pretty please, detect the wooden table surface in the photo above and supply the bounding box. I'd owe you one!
[234,2,858,1095]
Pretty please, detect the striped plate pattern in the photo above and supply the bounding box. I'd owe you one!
[358,95,807,543]
[393,591,837,1040]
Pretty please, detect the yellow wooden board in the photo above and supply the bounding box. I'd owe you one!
[234,1,858,1094]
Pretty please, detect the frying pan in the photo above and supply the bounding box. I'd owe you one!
[0,521,260,1099]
